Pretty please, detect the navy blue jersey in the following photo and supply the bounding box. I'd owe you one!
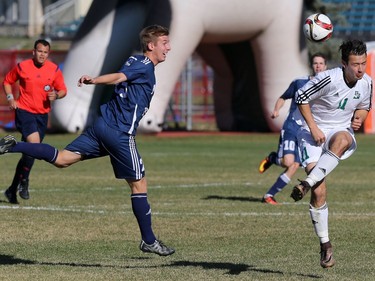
[65,54,156,180]
[275,76,309,162]
[100,55,155,135]
[281,76,309,130]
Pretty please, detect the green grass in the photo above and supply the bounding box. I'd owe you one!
[0,132,374,281]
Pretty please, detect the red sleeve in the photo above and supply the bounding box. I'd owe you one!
[3,65,20,86]
[52,67,67,93]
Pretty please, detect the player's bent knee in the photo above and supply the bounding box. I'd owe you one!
[283,158,295,167]
[289,162,300,172]
[53,162,72,168]
[53,150,82,168]
[330,132,352,149]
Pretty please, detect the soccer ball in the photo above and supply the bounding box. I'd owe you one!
[303,13,333,42]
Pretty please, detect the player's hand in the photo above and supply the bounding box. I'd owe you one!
[78,75,94,87]
[311,127,325,146]
[8,99,17,110]
[47,91,57,101]
[271,110,279,119]
[351,116,362,131]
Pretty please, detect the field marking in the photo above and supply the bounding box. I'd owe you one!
[151,182,254,188]
[25,181,257,192]
[0,205,374,218]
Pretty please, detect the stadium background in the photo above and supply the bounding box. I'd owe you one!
[1,0,375,133]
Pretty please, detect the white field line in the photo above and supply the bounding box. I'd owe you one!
[23,181,255,192]
[150,182,254,188]
[0,204,374,218]
[1,183,373,216]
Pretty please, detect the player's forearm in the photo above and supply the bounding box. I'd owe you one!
[55,90,67,99]
[3,84,14,100]
[298,103,319,131]
[271,98,285,118]
[94,73,126,85]
[273,98,285,112]
[353,109,369,121]
[351,109,369,130]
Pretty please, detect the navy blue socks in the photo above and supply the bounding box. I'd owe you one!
[9,142,58,163]
[131,193,156,244]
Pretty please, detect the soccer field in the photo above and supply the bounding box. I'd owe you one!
[0,132,374,281]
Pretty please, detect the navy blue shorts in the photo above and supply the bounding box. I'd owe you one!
[277,128,300,163]
[65,116,145,180]
[15,109,48,141]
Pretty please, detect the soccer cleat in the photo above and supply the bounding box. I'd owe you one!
[139,239,175,256]
[320,242,335,268]
[18,179,30,200]
[0,135,17,154]
[290,180,311,201]
[261,196,279,205]
[258,151,277,173]
[4,188,19,204]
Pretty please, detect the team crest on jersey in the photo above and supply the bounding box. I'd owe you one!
[125,56,137,66]
[353,91,361,99]
[44,85,51,92]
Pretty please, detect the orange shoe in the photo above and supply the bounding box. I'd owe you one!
[258,152,276,173]
[261,196,279,205]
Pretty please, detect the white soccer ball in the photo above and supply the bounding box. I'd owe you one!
[303,13,333,42]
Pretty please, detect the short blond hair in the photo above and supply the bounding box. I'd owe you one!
[140,25,169,52]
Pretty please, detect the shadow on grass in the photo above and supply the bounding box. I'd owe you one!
[0,255,322,278]
[171,260,272,275]
[170,261,323,278]
[0,254,148,268]
[0,199,15,204]
[203,195,262,202]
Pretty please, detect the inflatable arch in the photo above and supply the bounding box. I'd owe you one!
[51,0,309,133]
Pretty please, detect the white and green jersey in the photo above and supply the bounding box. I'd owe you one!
[293,67,372,130]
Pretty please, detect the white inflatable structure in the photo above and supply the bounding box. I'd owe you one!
[51,0,309,133]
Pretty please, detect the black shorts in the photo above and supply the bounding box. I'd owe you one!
[15,109,48,141]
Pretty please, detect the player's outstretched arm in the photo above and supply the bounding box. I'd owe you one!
[78,73,127,87]
[271,97,285,119]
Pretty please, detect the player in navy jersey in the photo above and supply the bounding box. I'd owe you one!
[258,53,327,205]
[290,39,372,268]
[0,25,175,256]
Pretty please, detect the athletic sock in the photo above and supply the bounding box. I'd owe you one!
[309,202,329,244]
[306,150,339,187]
[131,193,156,244]
[19,154,35,180]
[264,173,290,197]
[8,160,23,192]
[9,142,58,163]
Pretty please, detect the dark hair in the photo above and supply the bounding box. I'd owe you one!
[140,25,169,52]
[339,39,367,63]
[310,52,327,66]
[34,39,50,50]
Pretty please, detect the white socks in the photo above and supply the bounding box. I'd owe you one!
[306,150,340,187]
[309,202,329,244]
